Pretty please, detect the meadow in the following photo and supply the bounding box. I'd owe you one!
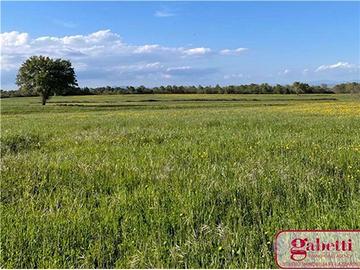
[1,94,360,268]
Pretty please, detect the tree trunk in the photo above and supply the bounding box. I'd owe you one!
[42,95,46,105]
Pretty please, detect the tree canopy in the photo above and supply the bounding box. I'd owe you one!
[16,56,78,104]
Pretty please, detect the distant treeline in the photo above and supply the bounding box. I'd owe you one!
[1,82,359,98]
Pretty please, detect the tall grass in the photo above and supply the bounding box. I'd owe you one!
[1,94,359,268]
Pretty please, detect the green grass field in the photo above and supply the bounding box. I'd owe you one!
[1,94,360,268]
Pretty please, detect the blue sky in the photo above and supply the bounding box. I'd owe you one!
[1,1,359,89]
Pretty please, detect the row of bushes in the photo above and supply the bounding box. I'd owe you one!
[1,82,359,98]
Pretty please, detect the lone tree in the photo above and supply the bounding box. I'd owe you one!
[16,56,78,105]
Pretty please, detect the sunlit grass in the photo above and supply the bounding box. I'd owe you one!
[1,94,359,268]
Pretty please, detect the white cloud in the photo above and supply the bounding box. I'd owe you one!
[161,74,172,79]
[133,44,161,54]
[224,73,244,79]
[0,31,28,46]
[278,69,290,75]
[0,55,20,71]
[0,30,213,71]
[0,30,220,62]
[154,10,175,17]
[111,62,163,72]
[220,48,248,55]
[165,66,217,76]
[315,62,355,72]
[28,29,121,54]
[0,29,247,88]
[183,47,211,56]
[166,66,191,72]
